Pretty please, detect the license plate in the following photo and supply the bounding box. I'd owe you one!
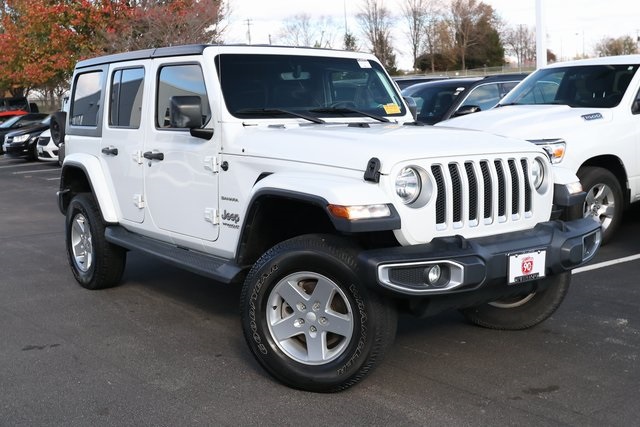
[508,250,546,284]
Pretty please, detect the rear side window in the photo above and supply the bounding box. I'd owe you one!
[70,71,103,127]
[110,67,144,128]
[156,64,210,128]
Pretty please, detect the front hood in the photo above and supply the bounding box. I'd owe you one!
[437,105,613,139]
[7,124,48,137]
[231,122,542,174]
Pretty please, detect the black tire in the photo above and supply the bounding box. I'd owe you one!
[28,141,38,162]
[460,272,571,330]
[575,166,624,245]
[65,193,126,290]
[240,234,397,392]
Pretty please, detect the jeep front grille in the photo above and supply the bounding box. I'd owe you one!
[431,158,533,231]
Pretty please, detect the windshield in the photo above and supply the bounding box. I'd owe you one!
[0,115,22,128]
[216,54,406,120]
[500,64,639,108]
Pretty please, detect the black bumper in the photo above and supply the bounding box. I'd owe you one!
[358,217,601,297]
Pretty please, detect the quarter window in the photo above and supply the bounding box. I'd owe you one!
[70,71,103,127]
[156,64,210,128]
[110,67,144,128]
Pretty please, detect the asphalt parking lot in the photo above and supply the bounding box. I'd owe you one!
[1,155,639,426]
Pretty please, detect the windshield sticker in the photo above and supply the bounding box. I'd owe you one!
[357,59,372,68]
[582,113,603,121]
[383,103,401,114]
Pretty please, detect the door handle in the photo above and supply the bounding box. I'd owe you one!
[101,146,118,156]
[143,151,164,161]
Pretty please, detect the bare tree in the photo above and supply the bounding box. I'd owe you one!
[422,0,446,72]
[278,13,336,48]
[504,24,536,67]
[401,0,428,71]
[357,0,397,72]
[595,35,638,56]
[448,0,500,70]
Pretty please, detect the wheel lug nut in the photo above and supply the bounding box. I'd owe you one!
[297,302,306,312]
[312,302,320,311]
[310,326,317,333]
[294,318,304,327]
[319,317,327,325]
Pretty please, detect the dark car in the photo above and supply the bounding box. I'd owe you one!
[2,115,51,160]
[401,73,528,124]
[393,75,450,90]
[0,113,49,154]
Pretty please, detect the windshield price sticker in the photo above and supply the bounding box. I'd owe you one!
[508,249,546,284]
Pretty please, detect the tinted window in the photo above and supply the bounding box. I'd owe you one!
[110,67,144,128]
[71,71,103,127]
[216,54,405,119]
[156,64,210,128]
[502,65,639,108]
[460,83,501,111]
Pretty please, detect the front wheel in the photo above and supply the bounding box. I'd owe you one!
[459,272,571,330]
[577,166,624,245]
[65,193,126,290]
[240,234,397,392]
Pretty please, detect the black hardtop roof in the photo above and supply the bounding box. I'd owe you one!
[76,44,211,69]
[75,43,368,69]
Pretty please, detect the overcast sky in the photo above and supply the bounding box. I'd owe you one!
[223,0,640,69]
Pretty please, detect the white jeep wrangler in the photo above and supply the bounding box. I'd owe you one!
[439,55,640,244]
[54,45,600,392]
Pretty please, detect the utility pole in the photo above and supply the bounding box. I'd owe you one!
[245,18,252,45]
[535,0,546,68]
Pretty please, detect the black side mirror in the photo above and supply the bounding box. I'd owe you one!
[170,96,203,129]
[403,96,417,121]
[632,99,640,115]
[452,105,481,118]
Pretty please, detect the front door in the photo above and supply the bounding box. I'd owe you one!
[142,60,219,242]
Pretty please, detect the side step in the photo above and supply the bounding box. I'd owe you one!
[105,226,245,284]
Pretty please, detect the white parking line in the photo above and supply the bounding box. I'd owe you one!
[573,253,640,274]
[13,169,60,174]
[0,162,41,169]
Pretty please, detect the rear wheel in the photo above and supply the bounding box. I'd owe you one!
[240,234,397,392]
[460,272,571,330]
[65,193,126,290]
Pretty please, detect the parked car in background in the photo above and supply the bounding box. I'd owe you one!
[393,75,449,90]
[3,115,51,160]
[438,55,640,244]
[0,96,39,119]
[0,113,48,154]
[36,129,60,164]
[0,110,27,124]
[402,73,528,124]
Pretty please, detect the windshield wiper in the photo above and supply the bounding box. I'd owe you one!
[235,108,325,124]
[309,107,390,123]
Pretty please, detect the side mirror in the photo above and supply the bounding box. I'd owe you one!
[632,99,640,115]
[403,96,418,121]
[452,105,481,118]
[29,102,39,113]
[50,111,67,146]
[170,96,203,129]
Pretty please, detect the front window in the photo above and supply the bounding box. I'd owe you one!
[216,54,405,120]
[500,64,639,108]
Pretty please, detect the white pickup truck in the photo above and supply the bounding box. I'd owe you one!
[439,55,640,244]
[54,44,600,392]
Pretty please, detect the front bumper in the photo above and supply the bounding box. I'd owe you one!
[359,217,601,297]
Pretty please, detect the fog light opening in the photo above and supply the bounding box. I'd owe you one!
[423,264,450,288]
[582,229,601,262]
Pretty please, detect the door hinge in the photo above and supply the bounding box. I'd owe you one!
[204,208,219,225]
[133,194,145,209]
[204,156,219,173]
[132,150,144,165]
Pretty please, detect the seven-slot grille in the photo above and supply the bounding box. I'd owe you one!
[430,157,534,230]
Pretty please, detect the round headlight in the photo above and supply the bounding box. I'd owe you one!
[395,167,421,204]
[531,158,545,189]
